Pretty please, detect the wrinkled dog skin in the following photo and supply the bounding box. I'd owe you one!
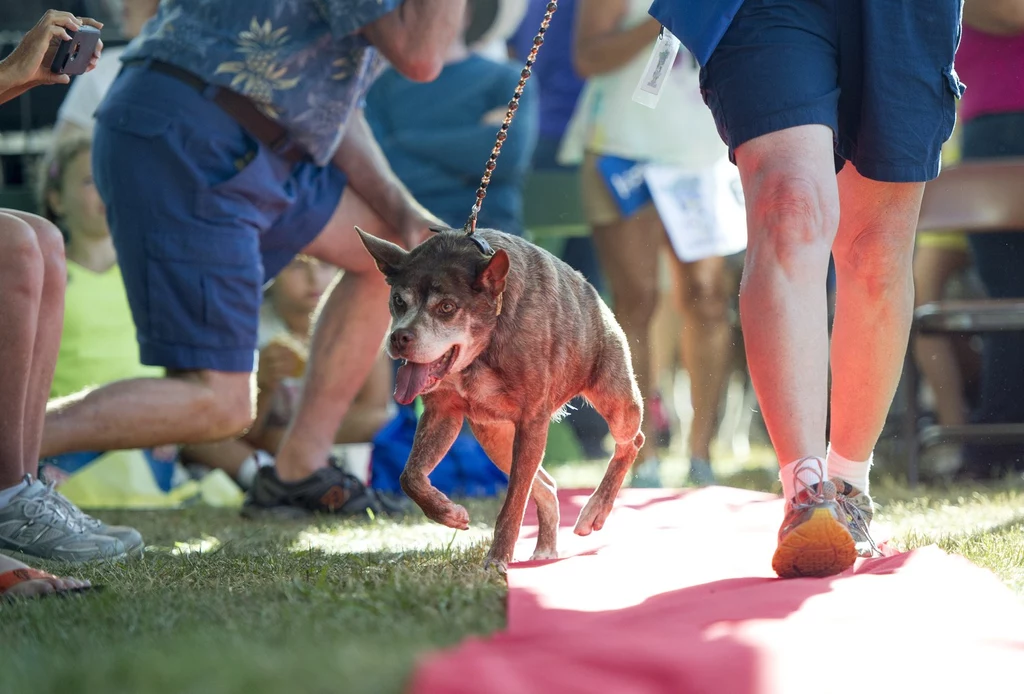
[357,227,645,573]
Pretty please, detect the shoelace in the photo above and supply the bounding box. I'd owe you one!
[836,494,882,557]
[35,471,103,530]
[789,456,836,508]
[788,458,882,557]
[45,482,103,531]
[19,485,88,534]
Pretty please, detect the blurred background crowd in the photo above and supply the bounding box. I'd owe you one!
[1,0,1022,514]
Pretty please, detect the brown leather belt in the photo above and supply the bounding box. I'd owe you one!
[123,59,309,164]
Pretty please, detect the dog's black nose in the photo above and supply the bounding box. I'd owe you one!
[391,329,414,351]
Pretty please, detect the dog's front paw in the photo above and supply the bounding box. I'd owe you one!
[426,502,470,530]
[529,547,558,561]
[483,552,509,575]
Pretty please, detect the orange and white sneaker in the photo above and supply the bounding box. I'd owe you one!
[772,467,857,579]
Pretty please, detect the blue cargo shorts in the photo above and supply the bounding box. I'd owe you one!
[92,62,347,373]
[651,0,966,182]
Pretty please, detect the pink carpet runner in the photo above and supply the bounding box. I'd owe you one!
[411,486,1024,694]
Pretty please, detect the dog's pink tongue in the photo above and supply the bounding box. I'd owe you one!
[394,362,432,405]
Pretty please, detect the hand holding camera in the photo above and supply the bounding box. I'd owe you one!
[0,9,103,98]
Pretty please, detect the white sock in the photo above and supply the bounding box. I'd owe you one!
[0,478,29,509]
[237,451,274,490]
[826,444,872,494]
[779,456,827,503]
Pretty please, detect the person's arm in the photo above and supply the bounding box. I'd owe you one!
[360,0,469,82]
[391,126,510,177]
[393,77,539,184]
[573,0,662,78]
[963,0,1024,35]
[332,108,445,248]
[0,10,104,105]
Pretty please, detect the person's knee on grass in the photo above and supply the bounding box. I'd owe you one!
[170,370,256,443]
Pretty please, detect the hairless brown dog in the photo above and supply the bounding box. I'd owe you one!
[358,226,645,572]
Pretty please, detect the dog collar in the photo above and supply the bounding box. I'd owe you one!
[429,224,496,256]
[496,291,503,317]
[470,235,495,256]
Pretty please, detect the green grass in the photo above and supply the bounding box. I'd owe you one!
[2,459,1023,694]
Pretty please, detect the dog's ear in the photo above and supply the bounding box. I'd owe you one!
[474,248,510,296]
[356,226,407,277]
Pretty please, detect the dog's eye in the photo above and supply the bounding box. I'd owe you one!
[392,295,405,309]
[438,300,457,315]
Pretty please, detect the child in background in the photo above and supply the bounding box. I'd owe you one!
[181,256,395,491]
[253,256,394,470]
[40,135,162,399]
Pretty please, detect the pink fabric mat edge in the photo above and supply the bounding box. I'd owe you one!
[411,487,1024,694]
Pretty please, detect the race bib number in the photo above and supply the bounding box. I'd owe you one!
[644,159,747,262]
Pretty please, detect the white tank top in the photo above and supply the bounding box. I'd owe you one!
[558,0,728,169]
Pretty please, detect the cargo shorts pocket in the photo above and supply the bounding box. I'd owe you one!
[144,229,263,351]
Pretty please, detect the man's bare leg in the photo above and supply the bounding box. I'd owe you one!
[734,125,874,579]
[272,189,397,482]
[827,165,923,487]
[42,371,253,458]
[8,213,67,469]
[732,125,840,468]
[0,213,46,485]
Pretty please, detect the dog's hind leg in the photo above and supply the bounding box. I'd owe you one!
[470,420,560,562]
[401,408,469,530]
[530,467,560,560]
[574,349,645,536]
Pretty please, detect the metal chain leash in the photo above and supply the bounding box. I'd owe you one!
[463,0,558,236]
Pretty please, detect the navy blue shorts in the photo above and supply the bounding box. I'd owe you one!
[93,63,347,373]
[668,0,965,182]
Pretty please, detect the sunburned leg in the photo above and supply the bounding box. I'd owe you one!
[829,165,923,466]
[732,125,840,469]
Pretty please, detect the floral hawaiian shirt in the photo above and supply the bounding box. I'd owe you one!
[121,0,401,166]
